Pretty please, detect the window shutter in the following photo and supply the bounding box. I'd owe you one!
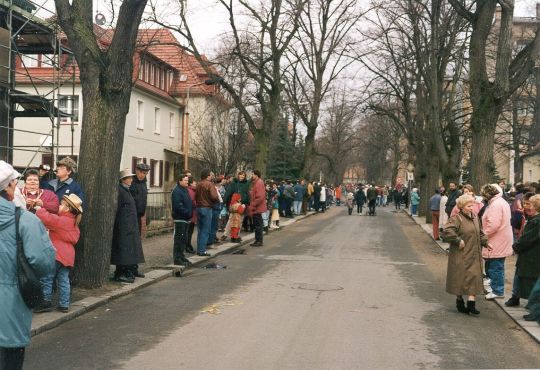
[165,161,170,182]
[150,159,155,187]
[132,156,138,174]
[159,160,164,187]
[143,157,147,164]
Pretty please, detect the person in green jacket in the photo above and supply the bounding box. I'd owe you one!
[411,188,420,216]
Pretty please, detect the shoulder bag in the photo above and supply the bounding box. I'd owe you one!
[15,207,44,309]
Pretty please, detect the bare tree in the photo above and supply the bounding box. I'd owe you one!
[54,0,148,287]
[448,0,540,190]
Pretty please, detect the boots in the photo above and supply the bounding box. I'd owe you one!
[467,300,480,315]
[456,297,468,314]
[504,295,520,307]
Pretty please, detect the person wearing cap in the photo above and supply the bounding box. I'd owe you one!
[111,169,145,283]
[45,157,85,204]
[130,163,150,236]
[33,194,83,313]
[0,161,55,369]
[38,164,52,189]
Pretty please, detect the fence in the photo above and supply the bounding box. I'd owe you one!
[146,191,173,232]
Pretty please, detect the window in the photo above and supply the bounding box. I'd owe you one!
[138,60,144,80]
[40,54,56,68]
[154,107,160,134]
[169,112,175,137]
[150,159,161,187]
[20,55,38,68]
[137,100,144,130]
[59,95,79,123]
[145,62,150,83]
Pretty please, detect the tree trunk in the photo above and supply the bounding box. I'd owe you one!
[254,129,269,177]
[301,126,317,178]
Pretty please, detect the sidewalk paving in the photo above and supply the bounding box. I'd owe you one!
[31,211,316,337]
[405,210,540,344]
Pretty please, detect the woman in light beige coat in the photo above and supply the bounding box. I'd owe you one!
[443,195,491,315]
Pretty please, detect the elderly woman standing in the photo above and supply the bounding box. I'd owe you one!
[111,170,145,283]
[481,184,513,300]
[443,194,491,315]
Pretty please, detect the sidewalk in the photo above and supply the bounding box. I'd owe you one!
[405,210,540,343]
[31,211,316,337]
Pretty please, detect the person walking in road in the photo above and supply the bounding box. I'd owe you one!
[443,194,491,315]
[481,184,513,300]
[346,192,354,215]
[355,184,366,215]
[111,170,145,283]
[248,170,266,247]
[429,188,442,240]
[171,174,193,266]
[130,163,150,237]
[0,161,55,370]
[367,185,378,216]
[195,169,219,256]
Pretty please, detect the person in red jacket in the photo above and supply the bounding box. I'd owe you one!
[21,169,58,214]
[33,194,83,313]
[248,170,267,247]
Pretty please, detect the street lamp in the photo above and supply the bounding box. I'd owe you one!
[183,76,224,171]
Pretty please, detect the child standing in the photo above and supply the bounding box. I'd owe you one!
[34,194,82,313]
[229,193,245,243]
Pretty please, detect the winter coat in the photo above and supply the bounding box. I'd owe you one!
[171,184,192,221]
[130,176,148,217]
[248,178,267,215]
[429,193,441,211]
[229,202,246,229]
[443,211,488,295]
[335,186,342,201]
[36,208,80,267]
[224,178,251,205]
[111,184,145,266]
[22,187,59,214]
[481,193,513,259]
[513,214,540,298]
[284,185,295,200]
[0,197,55,347]
[293,184,305,202]
[445,189,461,215]
[355,189,366,205]
[366,187,377,201]
[46,177,84,205]
[411,192,420,206]
[346,193,354,208]
[320,186,327,202]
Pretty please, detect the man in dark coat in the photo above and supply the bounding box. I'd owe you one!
[366,185,378,216]
[283,180,295,218]
[313,182,322,212]
[171,174,193,266]
[130,162,150,236]
[355,184,366,214]
[445,182,461,217]
[111,170,145,283]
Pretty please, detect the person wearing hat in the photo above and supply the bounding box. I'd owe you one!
[111,169,145,283]
[131,162,150,236]
[33,194,83,313]
[38,164,52,189]
[0,161,55,369]
[45,156,85,205]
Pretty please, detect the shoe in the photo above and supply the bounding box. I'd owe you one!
[485,292,504,300]
[231,238,242,243]
[197,252,211,257]
[34,301,53,313]
[467,300,480,315]
[504,295,520,307]
[57,306,69,313]
[250,241,263,247]
[220,235,228,241]
[133,271,145,278]
[185,246,195,254]
[456,297,468,314]
[114,274,135,283]
[523,314,537,321]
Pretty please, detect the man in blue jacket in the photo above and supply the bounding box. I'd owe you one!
[0,161,55,369]
[171,174,193,266]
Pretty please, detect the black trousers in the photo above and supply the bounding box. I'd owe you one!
[314,197,320,212]
[0,347,25,370]
[285,198,293,217]
[357,203,363,214]
[173,221,189,262]
[368,199,376,215]
[187,222,195,248]
[252,213,263,243]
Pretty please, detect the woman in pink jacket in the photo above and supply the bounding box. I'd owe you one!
[33,194,83,313]
[481,184,513,300]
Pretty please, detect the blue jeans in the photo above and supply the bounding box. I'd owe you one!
[411,204,418,215]
[293,200,302,215]
[40,261,71,308]
[208,207,221,244]
[512,266,520,297]
[197,207,213,254]
[485,258,505,296]
[528,277,540,319]
[262,211,269,227]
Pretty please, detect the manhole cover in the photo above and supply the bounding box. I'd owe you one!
[291,283,343,292]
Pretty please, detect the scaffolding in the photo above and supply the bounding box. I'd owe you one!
[0,0,75,172]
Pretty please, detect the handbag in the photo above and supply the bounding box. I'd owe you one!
[15,207,44,309]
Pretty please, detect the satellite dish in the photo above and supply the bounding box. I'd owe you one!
[95,13,106,26]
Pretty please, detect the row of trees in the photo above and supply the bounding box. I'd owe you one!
[52,0,540,287]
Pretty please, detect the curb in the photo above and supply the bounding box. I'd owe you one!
[31,211,317,337]
[404,210,540,344]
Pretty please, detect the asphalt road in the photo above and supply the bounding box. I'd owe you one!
[25,207,540,369]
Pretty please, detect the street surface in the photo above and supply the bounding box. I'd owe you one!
[26,207,540,369]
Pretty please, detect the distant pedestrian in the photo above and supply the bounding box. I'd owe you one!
[366,185,377,216]
[293,179,305,215]
[111,170,145,283]
[410,188,420,216]
[171,174,193,266]
[443,194,491,315]
[248,170,266,247]
[355,185,366,214]
[195,169,219,256]
[429,189,442,240]
[346,192,354,215]
[186,177,197,254]
[130,163,150,236]
[445,182,461,217]
[0,161,55,370]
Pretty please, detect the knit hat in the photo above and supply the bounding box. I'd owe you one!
[0,161,21,191]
